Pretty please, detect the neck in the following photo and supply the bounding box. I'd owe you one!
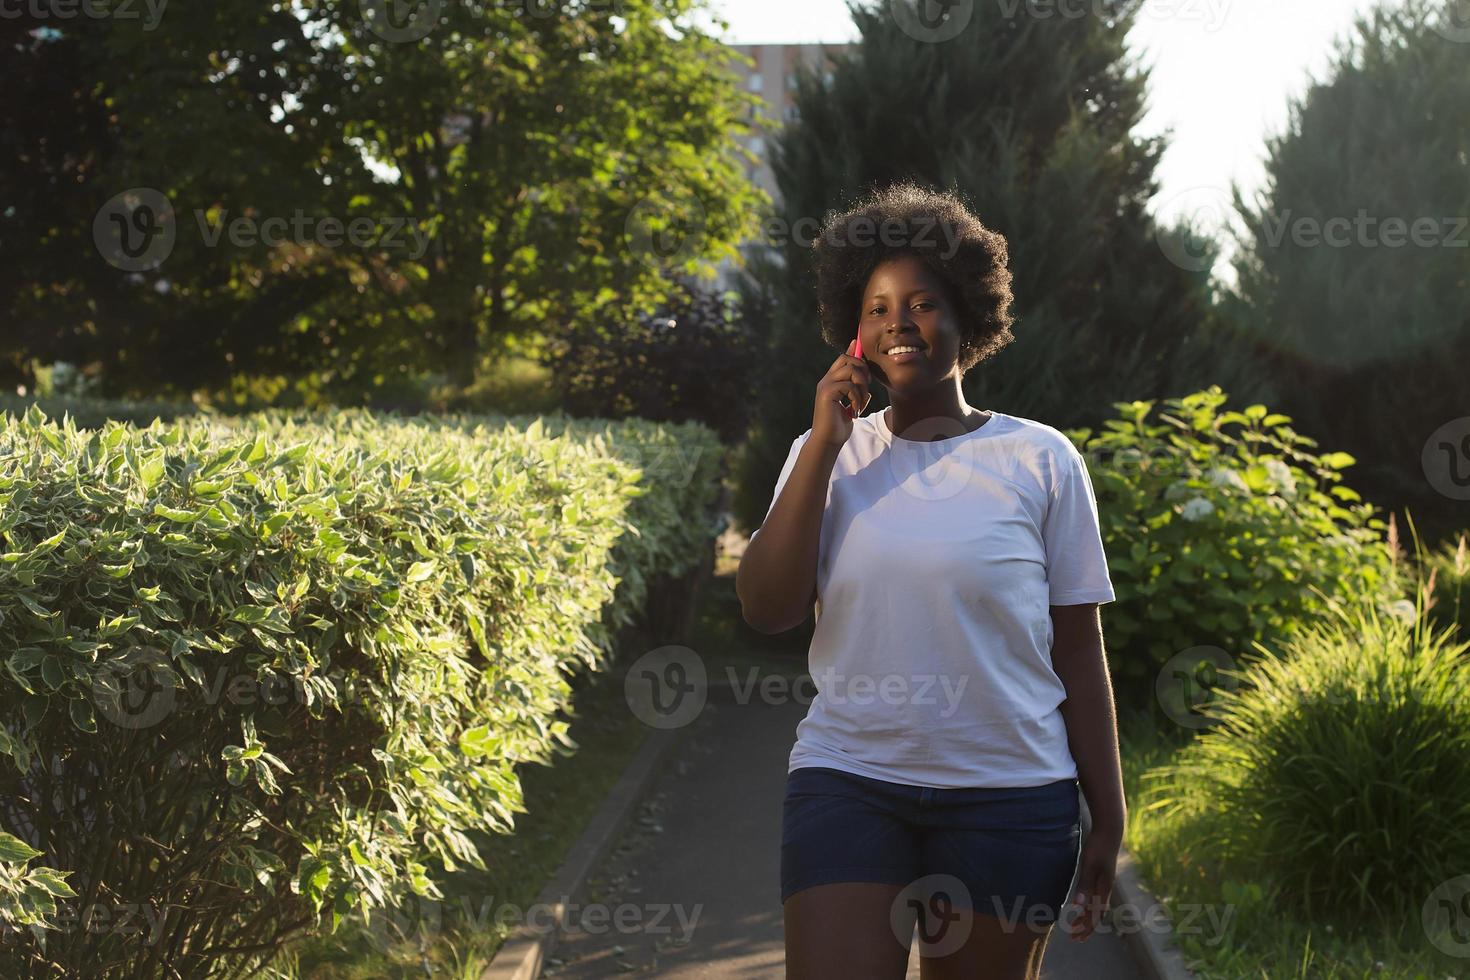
[885,378,986,441]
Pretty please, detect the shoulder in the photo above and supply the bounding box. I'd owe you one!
[782,426,813,453]
[988,412,1088,489]
[790,415,886,449]
[991,411,1079,452]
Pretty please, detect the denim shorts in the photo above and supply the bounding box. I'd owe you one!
[780,765,1083,924]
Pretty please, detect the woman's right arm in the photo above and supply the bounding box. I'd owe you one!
[736,437,840,633]
[737,340,872,634]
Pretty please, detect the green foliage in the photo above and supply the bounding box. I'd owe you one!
[1422,531,1469,640]
[1068,386,1395,697]
[254,407,731,633]
[432,354,560,418]
[734,0,1241,534]
[3,0,766,399]
[0,832,78,941]
[1227,0,1470,541]
[544,276,758,443]
[0,394,200,430]
[31,361,99,399]
[0,404,722,978]
[270,651,653,978]
[1119,711,1450,976]
[1142,600,1470,931]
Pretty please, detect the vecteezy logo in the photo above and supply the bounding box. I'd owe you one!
[624,194,708,269]
[890,874,972,957]
[518,0,626,17]
[1433,0,1470,43]
[360,0,442,42]
[1423,875,1470,958]
[93,188,176,272]
[91,646,178,730]
[890,0,974,43]
[1153,185,1234,273]
[1156,645,1239,730]
[361,893,444,954]
[885,414,981,502]
[623,645,707,730]
[1423,417,1470,501]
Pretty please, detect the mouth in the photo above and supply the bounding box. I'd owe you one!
[883,343,926,364]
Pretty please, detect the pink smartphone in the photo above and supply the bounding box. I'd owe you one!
[844,331,863,419]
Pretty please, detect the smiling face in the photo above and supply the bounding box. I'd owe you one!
[857,254,964,394]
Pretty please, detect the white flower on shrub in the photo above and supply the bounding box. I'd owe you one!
[1264,458,1297,496]
[1180,497,1215,521]
[1163,480,1192,501]
[1207,466,1250,493]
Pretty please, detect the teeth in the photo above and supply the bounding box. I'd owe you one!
[887,346,923,355]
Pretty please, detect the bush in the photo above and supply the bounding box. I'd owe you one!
[32,362,100,400]
[432,356,560,417]
[0,405,722,978]
[486,411,727,604]
[209,408,729,643]
[0,395,199,429]
[543,276,757,444]
[1142,601,1470,930]
[507,412,730,651]
[1067,386,1395,699]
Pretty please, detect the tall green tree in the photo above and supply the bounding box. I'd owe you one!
[733,0,1232,532]
[2,0,764,399]
[1228,0,1470,542]
[0,17,126,393]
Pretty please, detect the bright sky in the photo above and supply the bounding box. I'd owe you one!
[691,0,1391,249]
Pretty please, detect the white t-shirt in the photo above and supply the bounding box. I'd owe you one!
[749,407,1116,789]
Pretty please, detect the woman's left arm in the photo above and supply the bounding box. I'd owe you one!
[1049,601,1126,943]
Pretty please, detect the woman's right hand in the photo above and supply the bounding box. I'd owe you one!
[812,339,872,449]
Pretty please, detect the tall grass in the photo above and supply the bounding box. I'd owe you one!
[1142,594,1470,934]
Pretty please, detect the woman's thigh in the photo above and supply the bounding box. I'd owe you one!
[913,779,1083,980]
[784,882,913,980]
[914,901,1053,980]
[780,766,923,980]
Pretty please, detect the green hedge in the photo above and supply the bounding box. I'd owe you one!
[361,410,727,634]
[0,395,200,430]
[198,409,727,643]
[0,406,722,978]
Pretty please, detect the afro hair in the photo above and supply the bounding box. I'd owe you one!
[811,180,1015,374]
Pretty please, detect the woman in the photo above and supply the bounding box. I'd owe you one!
[736,181,1126,980]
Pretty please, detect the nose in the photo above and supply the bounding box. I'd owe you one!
[888,303,918,330]
[884,317,920,344]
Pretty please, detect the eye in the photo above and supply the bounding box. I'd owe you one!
[914,301,934,311]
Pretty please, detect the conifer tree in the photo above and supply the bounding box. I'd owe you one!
[1229,0,1470,540]
[734,0,1224,532]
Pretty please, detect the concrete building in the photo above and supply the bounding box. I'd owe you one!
[717,42,855,290]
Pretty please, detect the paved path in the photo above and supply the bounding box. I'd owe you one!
[542,685,1141,978]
